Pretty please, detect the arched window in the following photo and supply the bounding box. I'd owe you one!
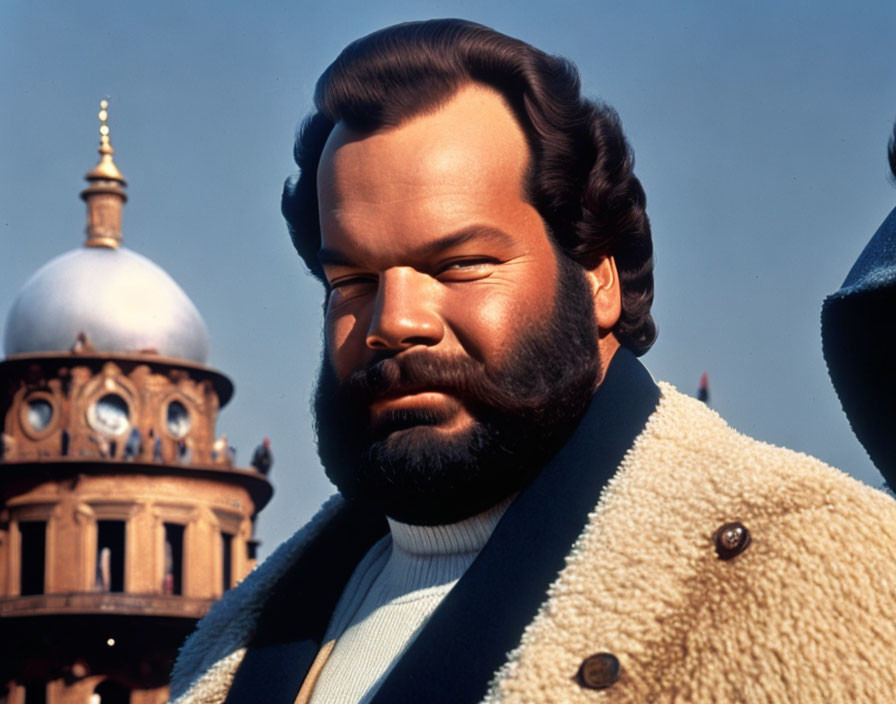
[19,521,46,596]
[163,523,184,595]
[88,393,131,437]
[95,521,125,592]
[165,400,191,438]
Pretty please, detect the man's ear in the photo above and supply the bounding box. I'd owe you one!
[585,256,622,332]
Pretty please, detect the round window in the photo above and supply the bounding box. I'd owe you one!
[166,400,191,438]
[26,399,54,431]
[89,393,130,436]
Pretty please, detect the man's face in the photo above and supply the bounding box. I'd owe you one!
[314,84,601,523]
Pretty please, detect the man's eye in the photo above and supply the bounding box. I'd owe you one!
[436,258,497,278]
[329,275,377,292]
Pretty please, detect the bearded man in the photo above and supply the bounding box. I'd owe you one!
[170,20,896,704]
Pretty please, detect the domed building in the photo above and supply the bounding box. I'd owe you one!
[0,102,272,704]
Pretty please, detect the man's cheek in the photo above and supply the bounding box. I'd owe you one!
[327,311,366,378]
[454,287,548,361]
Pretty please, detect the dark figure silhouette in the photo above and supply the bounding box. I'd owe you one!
[250,437,273,475]
[123,427,141,460]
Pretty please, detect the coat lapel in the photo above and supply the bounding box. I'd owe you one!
[224,504,388,704]
[371,349,659,703]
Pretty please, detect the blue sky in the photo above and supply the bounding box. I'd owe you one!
[2,0,895,558]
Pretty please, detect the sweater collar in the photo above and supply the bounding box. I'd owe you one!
[387,495,513,556]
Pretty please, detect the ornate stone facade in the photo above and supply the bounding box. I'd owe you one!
[3,355,227,465]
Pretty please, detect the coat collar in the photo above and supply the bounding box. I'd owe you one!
[226,348,659,703]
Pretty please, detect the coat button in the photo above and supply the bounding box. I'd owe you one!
[713,521,751,560]
[577,652,620,690]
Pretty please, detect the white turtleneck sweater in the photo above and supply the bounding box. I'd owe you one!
[307,499,512,703]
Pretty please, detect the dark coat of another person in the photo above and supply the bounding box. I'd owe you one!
[822,130,896,486]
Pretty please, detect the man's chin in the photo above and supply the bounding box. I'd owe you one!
[374,418,476,456]
[323,419,496,524]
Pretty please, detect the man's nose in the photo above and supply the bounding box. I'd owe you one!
[366,268,445,351]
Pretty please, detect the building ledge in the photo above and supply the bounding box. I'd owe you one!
[0,592,215,619]
[0,457,273,511]
[0,351,234,405]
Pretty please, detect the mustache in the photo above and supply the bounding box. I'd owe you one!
[336,352,551,417]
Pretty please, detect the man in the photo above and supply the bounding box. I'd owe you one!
[170,21,896,703]
[823,123,896,489]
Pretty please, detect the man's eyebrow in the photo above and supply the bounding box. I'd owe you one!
[317,247,353,268]
[317,226,516,268]
[416,227,516,257]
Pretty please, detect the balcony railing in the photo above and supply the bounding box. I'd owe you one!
[0,592,215,619]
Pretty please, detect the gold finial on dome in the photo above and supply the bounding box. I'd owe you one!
[81,98,128,248]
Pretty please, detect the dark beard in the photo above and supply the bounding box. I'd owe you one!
[313,256,601,525]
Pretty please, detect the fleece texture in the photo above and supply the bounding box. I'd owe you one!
[169,385,896,704]
[822,204,896,486]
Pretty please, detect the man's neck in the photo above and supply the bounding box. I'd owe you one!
[595,335,621,390]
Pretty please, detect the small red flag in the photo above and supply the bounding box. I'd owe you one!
[698,372,710,404]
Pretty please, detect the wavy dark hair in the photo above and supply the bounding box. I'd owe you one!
[282,19,657,354]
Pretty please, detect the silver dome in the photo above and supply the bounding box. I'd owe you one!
[4,246,210,363]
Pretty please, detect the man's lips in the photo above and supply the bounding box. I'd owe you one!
[368,390,459,416]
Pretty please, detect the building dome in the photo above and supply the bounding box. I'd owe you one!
[4,246,210,363]
[3,100,210,364]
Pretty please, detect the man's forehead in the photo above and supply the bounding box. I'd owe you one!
[317,84,530,200]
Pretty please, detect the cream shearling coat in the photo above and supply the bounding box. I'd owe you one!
[170,384,896,703]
